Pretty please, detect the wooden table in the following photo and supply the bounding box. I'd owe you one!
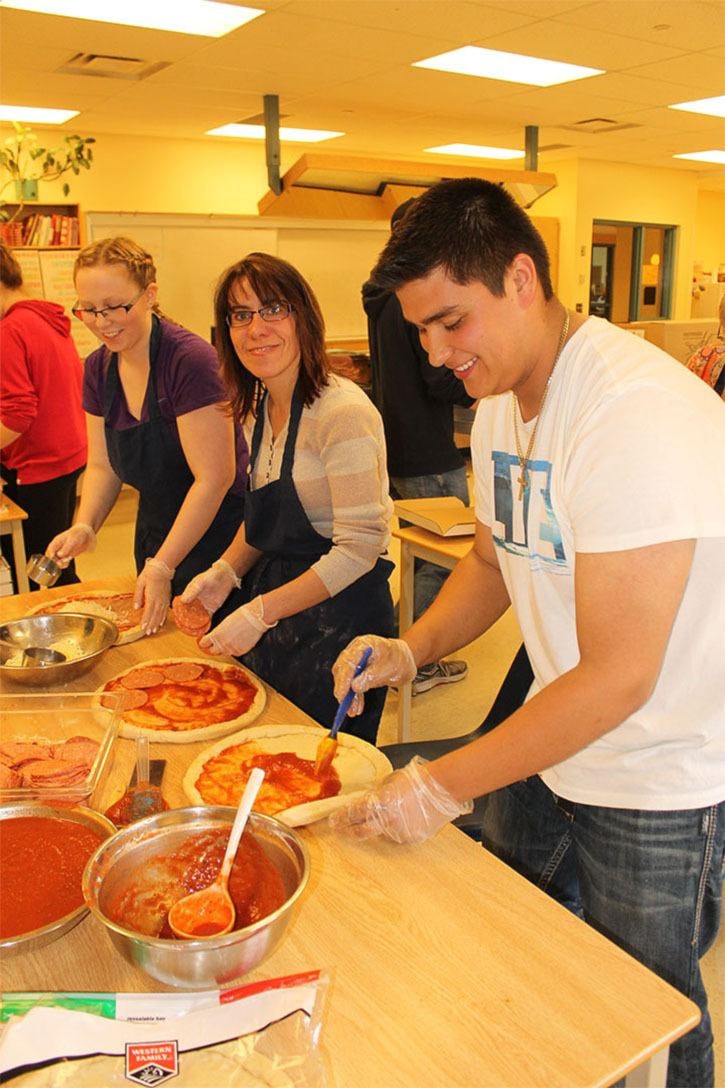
[393,525,473,741]
[0,578,699,1087]
[0,497,29,594]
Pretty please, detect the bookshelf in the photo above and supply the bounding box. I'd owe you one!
[0,202,82,248]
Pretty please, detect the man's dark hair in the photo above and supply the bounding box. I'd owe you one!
[372,178,553,300]
[0,244,23,289]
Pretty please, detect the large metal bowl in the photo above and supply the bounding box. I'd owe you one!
[0,803,117,956]
[0,613,118,687]
[83,806,310,989]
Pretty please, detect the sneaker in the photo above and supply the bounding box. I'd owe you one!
[412,659,468,696]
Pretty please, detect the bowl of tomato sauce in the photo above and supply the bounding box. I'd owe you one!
[0,804,116,955]
[82,805,310,989]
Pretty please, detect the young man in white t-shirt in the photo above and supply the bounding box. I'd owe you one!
[330,178,725,1087]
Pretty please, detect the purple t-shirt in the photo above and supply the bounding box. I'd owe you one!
[83,318,248,493]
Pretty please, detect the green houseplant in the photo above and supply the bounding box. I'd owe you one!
[0,122,95,221]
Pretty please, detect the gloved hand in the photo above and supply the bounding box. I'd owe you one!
[135,558,173,635]
[181,559,238,613]
[201,595,277,657]
[332,635,417,717]
[46,522,96,568]
[329,756,473,844]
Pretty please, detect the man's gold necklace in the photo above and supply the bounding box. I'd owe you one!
[511,311,570,501]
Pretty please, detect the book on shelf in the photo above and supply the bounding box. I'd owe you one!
[393,496,476,537]
[0,212,79,247]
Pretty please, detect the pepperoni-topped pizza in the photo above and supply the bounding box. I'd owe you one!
[97,658,266,743]
[26,591,146,646]
[184,723,393,826]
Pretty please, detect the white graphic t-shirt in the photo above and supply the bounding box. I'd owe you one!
[472,317,725,809]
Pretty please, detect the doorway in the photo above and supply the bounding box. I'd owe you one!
[591,221,676,322]
[589,244,614,320]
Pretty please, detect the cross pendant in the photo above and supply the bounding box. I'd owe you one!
[517,471,528,501]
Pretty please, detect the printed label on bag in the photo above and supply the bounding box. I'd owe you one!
[125,1040,179,1084]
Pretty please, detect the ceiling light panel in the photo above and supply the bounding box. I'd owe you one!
[673,150,725,165]
[0,1,264,37]
[207,124,344,143]
[425,144,523,159]
[413,46,603,87]
[0,104,78,123]
[669,96,725,119]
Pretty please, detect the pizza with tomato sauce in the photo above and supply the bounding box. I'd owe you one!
[183,723,393,826]
[26,591,147,646]
[96,658,266,743]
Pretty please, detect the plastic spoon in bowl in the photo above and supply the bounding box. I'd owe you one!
[314,645,373,777]
[168,767,265,940]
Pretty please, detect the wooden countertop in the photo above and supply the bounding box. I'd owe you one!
[0,579,699,1087]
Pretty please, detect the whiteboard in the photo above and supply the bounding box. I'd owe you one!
[86,212,389,342]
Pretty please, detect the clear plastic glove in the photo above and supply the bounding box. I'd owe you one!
[329,756,473,844]
[332,635,417,717]
[135,558,173,635]
[46,522,95,568]
[201,595,276,657]
[181,559,238,614]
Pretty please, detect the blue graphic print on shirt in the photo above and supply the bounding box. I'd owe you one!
[491,450,569,573]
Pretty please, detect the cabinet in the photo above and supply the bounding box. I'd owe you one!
[0,202,82,248]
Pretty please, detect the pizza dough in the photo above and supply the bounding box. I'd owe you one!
[26,592,147,646]
[183,724,392,826]
[96,658,266,743]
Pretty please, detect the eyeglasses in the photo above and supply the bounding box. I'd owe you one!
[226,301,294,328]
[72,289,145,322]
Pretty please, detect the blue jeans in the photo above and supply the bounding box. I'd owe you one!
[480,776,725,1088]
[391,466,469,621]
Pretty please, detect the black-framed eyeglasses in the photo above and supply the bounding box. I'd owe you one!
[226,301,294,328]
[72,288,145,322]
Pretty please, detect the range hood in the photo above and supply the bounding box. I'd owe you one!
[258,153,557,218]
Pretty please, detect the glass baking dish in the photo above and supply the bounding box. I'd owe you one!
[0,692,120,809]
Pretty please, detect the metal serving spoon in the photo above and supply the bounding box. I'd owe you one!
[21,646,66,666]
[168,767,265,940]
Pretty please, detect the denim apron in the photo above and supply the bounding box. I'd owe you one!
[102,316,241,596]
[234,387,394,743]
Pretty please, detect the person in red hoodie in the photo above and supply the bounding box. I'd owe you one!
[0,243,87,589]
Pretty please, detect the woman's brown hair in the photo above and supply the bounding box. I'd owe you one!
[214,252,329,420]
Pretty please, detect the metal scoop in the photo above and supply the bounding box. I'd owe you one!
[168,767,265,940]
[26,553,62,588]
[21,646,66,667]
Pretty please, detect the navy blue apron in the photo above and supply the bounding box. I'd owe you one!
[102,315,241,596]
[229,386,394,744]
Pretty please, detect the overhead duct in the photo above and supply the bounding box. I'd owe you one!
[258,153,557,218]
[263,94,281,197]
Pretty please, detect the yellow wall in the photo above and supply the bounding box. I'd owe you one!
[693,190,725,280]
[6,127,719,325]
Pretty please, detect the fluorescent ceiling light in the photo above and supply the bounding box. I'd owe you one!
[425,143,523,160]
[0,104,78,124]
[673,150,725,165]
[1,1,264,36]
[669,95,725,119]
[413,46,603,87]
[207,124,344,143]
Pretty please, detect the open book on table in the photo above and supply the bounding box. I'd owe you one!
[393,496,476,537]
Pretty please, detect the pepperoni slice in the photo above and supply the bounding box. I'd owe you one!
[172,596,211,637]
[163,662,204,683]
[120,667,166,690]
[103,688,149,711]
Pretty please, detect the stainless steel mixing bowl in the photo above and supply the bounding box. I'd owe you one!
[82,806,310,989]
[0,613,118,687]
[0,803,116,956]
